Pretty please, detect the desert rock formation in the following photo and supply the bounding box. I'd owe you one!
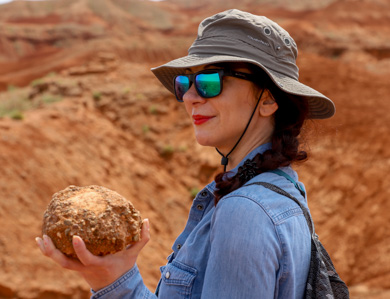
[0,0,389,298]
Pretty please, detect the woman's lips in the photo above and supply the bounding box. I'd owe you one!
[192,114,214,125]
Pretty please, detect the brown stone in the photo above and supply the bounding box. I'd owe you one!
[42,185,142,259]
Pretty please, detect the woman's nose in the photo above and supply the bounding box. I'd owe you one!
[182,85,206,105]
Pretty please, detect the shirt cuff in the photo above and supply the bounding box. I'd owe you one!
[90,264,141,299]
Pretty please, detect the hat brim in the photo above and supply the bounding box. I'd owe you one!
[151,54,335,119]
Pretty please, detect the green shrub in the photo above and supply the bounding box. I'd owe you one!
[7,85,18,92]
[31,79,44,87]
[149,105,158,115]
[136,93,145,101]
[92,91,102,101]
[0,90,63,119]
[0,95,31,118]
[142,124,150,134]
[160,144,174,158]
[41,94,62,104]
[189,187,200,198]
[122,87,131,95]
[9,110,24,120]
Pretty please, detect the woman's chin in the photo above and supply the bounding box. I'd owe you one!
[194,135,214,147]
[195,139,212,147]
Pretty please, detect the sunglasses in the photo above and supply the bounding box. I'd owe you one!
[173,69,257,102]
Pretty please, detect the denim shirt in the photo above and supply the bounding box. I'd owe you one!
[91,143,311,299]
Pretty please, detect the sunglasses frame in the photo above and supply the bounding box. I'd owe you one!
[173,69,258,102]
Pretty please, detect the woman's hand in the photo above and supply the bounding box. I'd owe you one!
[36,218,150,292]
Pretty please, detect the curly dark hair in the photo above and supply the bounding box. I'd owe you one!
[213,65,309,205]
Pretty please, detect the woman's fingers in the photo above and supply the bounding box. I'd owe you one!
[36,219,150,276]
[124,218,150,256]
[72,235,102,267]
[35,237,46,255]
[142,218,151,241]
[36,235,84,271]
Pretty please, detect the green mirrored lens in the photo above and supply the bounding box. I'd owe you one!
[195,73,221,98]
[175,76,190,101]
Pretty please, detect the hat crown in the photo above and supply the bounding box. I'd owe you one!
[189,9,299,80]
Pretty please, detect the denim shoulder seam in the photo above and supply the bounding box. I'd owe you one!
[222,189,304,225]
[221,194,277,226]
[273,207,304,224]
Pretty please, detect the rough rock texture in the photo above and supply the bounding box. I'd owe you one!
[42,185,142,258]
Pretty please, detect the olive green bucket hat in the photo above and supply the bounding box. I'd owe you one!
[151,9,335,119]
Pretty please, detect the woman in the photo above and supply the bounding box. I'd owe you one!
[36,9,335,298]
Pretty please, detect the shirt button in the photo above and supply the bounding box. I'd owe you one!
[165,271,170,279]
[196,204,204,211]
[201,191,208,197]
[177,244,182,250]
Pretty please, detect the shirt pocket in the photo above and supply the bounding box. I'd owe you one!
[159,259,197,299]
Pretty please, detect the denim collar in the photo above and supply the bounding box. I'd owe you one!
[225,142,272,178]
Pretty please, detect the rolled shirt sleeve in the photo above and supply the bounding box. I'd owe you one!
[201,195,282,299]
[90,264,157,299]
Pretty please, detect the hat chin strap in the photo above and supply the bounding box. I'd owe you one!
[216,89,265,172]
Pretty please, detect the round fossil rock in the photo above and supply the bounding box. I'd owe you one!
[42,185,142,259]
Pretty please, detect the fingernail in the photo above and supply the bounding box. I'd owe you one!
[35,237,44,250]
[72,235,80,246]
[144,218,150,230]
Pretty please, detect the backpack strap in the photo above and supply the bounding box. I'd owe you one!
[245,181,314,236]
[268,169,306,197]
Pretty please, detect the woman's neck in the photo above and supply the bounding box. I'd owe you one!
[220,132,272,172]
[217,113,275,172]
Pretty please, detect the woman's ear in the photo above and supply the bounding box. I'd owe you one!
[259,91,278,117]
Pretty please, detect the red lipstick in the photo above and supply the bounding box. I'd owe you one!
[193,115,213,125]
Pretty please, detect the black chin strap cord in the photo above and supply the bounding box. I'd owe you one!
[216,88,265,172]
